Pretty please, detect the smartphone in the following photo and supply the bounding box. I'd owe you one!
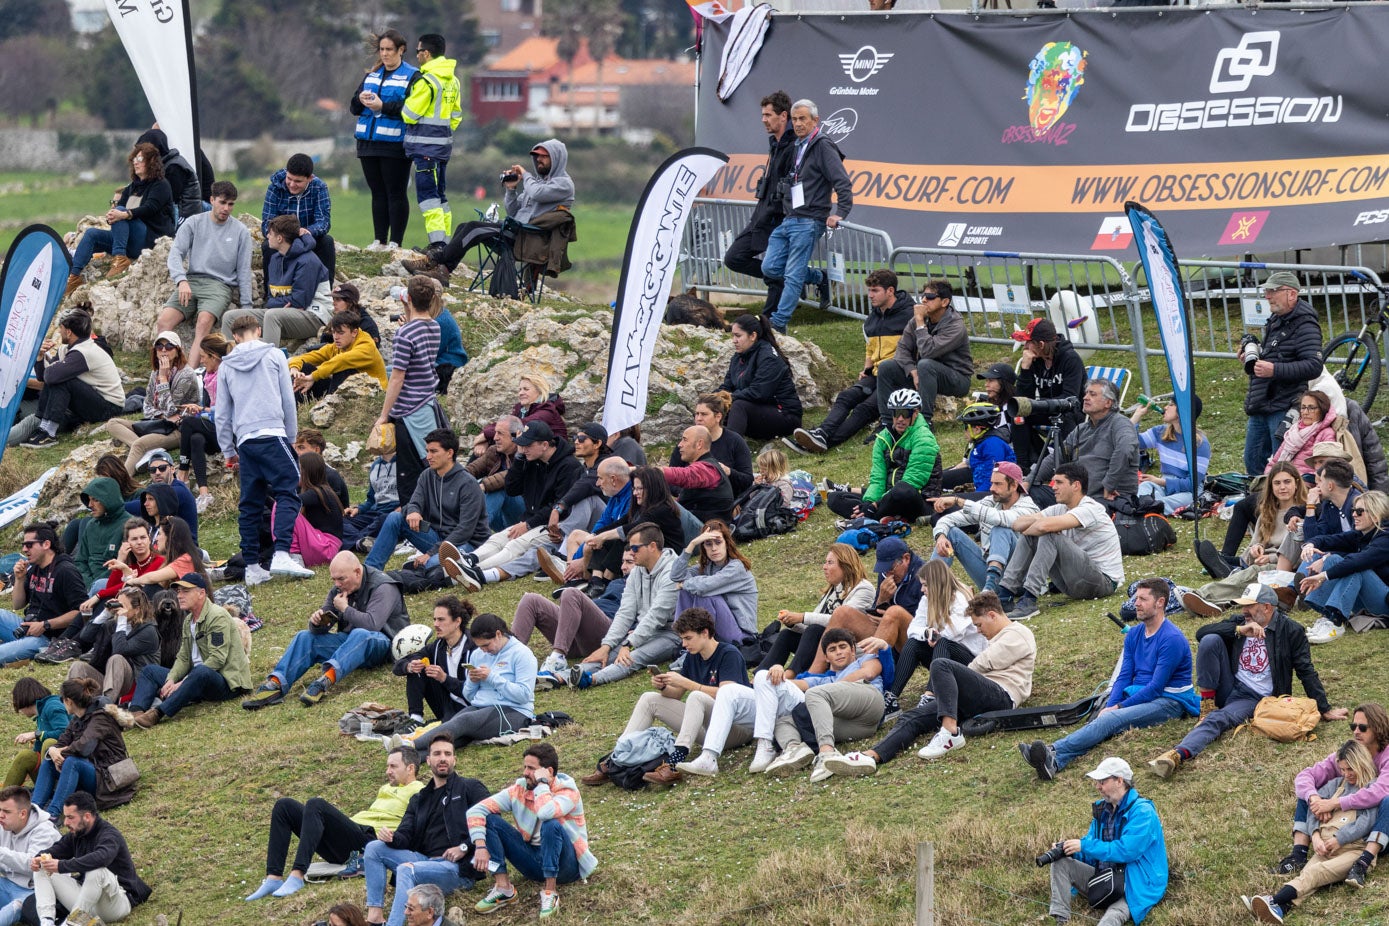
[461,663,478,670]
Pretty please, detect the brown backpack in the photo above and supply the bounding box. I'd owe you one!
[1244,696,1321,742]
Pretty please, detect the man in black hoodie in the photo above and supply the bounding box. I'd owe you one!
[1,524,86,666]
[723,90,796,316]
[28,791,150,926]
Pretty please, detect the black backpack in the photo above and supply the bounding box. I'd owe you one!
[731,484,797,542]
[595,753,665,791]
[1112,511,1177,556]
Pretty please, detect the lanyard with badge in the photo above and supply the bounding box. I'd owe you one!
[789,127,818,211]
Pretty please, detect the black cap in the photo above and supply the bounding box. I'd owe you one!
[578,422,608,444]
[515,421,555,446]
[172,572,208,590]
[976,362,1017,385]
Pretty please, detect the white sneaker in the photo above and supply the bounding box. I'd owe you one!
[765,741,815,777]
[244,564,271,587]
[675,751,719,778]
[747,740,778,774]
[196,492,213,514]
[392,542,417,558]
[387,241,400,250]
[366,240,386,252]
[539,651,568,676]
[823,750,878,776]
[918,727,966,759]
[1306,616,1343,644]
[809,753,833,783]
[269,550,314,579]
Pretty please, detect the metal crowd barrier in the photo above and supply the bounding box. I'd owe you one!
[678,197,894,319]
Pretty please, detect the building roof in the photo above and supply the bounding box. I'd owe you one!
[564,57,696,86]
[487,36,582,73]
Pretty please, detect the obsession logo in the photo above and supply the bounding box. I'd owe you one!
[1210,31,1279,94]
[821,108,858,144]
[838,46,893,83]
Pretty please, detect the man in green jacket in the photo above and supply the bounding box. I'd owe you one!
[826,389,940,523]
[74,477,131,590]
[129,573,251,727]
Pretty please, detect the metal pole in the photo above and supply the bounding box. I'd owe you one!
[915,841,935,926]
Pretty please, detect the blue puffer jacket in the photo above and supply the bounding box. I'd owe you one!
[1315,520,1389,585]
[1077,787,1167,924]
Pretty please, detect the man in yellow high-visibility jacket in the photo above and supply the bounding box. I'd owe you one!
[402,33,463,247]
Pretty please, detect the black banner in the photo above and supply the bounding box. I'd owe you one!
[696,7,1389,256]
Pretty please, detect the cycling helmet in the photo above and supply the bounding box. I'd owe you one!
[886,389,922,412]
[958,402,1001,427]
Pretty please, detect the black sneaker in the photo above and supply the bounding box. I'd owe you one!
[814,273,831,311]
[1196,539,1232,580]
[584,578,609,600]
[1346,858,1369,889]
[551,578,587,600]
[457,555,486,592]
[21,431,58,449]
[1271,851,1306,876]
[793,427,829,453]
[35,638,81,664]
[1021,739,1058,781]
[881,690,901,724]
[1007,594,1041,622]
[394,718,422,737]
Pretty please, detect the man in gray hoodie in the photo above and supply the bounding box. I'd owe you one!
[0,786,61,924]
[216,314,314,585]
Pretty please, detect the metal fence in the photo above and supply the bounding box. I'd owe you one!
[678,197,894,319]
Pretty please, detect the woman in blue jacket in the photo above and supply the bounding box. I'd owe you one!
[1299,489,1389,639]
[717,314,802,439]
[424,613,537,749]
[1047,757,1168,926]
[349,29,418,250]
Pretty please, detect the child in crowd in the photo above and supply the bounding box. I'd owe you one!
[749,445,794,507]
[4,678,69,787]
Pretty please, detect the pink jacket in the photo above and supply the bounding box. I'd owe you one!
[1295,742,1389,810]
[1267,414,1337,477]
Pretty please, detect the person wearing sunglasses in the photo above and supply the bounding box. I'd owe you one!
[825,388,940,524]
[0,525,86,667]
[122,450,200,546]
[873,279,973,438]
[1297,489,1389,644]
[1146,582,1345,783]
[104,331,200,478]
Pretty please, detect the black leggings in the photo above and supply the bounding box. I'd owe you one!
[359,155,412,245]
[827,482,927,523]
[891,636,976,698]
[267,796,373,876]
[179,416,220,488]
[407,673,464,723]
[726,399,801,440]
[1222,494,1258,558]
[758,624,825,675]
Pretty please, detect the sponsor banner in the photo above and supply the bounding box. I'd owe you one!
[0,467,57,530]
[105,0,199,172]
[605,148,729,434]
[696,8,1389,254]
[0,226,70,462]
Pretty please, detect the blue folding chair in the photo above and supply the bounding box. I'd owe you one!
[1085,365,1131,407]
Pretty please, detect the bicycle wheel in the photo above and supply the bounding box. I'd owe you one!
[1324,333,1381,412]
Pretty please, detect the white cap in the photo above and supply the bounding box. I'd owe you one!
[1085,757,1133,782]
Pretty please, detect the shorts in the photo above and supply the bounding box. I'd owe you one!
[165,275,237,321]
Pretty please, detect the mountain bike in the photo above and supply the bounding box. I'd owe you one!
[1322,273,1389,414]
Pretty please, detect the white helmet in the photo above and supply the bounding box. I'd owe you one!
[391,624,433,662]
[886,389,922,413]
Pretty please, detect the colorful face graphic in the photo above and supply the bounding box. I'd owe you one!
[1024,42,1087,136]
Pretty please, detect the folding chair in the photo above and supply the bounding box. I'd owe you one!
[464,216,545,303]
[1085,365,1131,406]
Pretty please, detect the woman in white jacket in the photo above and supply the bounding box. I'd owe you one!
[757,543,875,674]
[878,560,982,700]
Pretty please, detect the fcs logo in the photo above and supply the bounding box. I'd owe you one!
[1355,210,1389,226]
[839,46,894,83]
[1210,31,1280,94]
[821,108,858,144]
[938,223,967,248]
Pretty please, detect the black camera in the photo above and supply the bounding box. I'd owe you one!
[1026,395,1081,417]
[1035,843,1068,867]
[774,176,792,205]
[500,170,520,183]
[1239,334,1262,374]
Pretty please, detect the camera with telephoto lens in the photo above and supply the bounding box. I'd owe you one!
[1027,395,1081,417]
[1035,843,1068,867]
[500,170,521,183]
[1240,334,1262,374]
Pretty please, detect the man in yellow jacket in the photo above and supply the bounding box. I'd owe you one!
[289,311,389,400]
[245,745,427,899]
[402,33,463,248]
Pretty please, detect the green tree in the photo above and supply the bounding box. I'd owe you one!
[0,0,72,42]
[79,27,155,130]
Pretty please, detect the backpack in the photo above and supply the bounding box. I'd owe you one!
[1111,511,1176,556]
[1246,696,1322,742]
[787,470,817,520]
[1118,578,1189,622]
[731,484,798,542]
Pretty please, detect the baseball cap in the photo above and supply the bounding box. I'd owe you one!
[330,283,360,302]
[874,536,910,572]
[578,423,608,444]
[146,450,174,467]
[1232,583,1279,607]
[994,461,1025,485]
[514,421,555,446]
[173,572,208,590]
[1264,271,1301,292]
[976,362,1017,385]
[1085,757,1134,783]
[531,144,549,155]
[1011,317,1057,343]
[1310,440,1351,461]
[153,331,181,349]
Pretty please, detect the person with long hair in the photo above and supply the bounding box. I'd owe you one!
[671,520,759,643]
[1131,394,1212,515]
[1299,489,1389,643]
[104,331,201,476]
[178,332,231,514]
[67,586,161,702]
[674,390,753,496]
[125,516,205,588]
[392,597,476,728]
[324,903,371,926]
[747,445,794,507]
[31,677,134,815]
[4,678,68,788]
[716,313,802,440]
[511,372,567,442]
[1268,389,1338,477]
[290,451,344,568]
[62,141,176,299]
[758,543,875,674]
[876,560,982,699]
[350,29,417,250]
[1200,461,1308,580]
[79,518,165,619]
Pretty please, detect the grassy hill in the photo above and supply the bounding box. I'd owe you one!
[1,254,1387,926]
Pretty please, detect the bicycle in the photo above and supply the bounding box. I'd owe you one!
[1322,272,1389,414]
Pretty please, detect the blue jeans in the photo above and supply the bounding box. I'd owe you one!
[0,877,31,926]
[485,489,525,534]
[31,755,96,816]
[1244,410,1286,476]
[932,525,1018,591]
[270,627,391,687]
[363,511,441,571]
[0,611,47,666]
[760,216,826,328]
[482,815,581,884]
[1137,482,1195,515]
[131,664,235,718]
[364,841,474,926]
[1051,697,1186,771]
[71,220,150,273]
[1305,553,1389,618]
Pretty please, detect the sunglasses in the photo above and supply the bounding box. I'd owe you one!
[627,542,649,553]
[920,292,940,300]
[573,435,592,444]
[20,540,39,548]
[150,465,170,475]
[1353,508,1367,516]
[156,343,178,351]
[1351,722,1371,733]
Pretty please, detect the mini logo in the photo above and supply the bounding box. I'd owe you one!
[838,46,894,83]
[1023,42,1087,137]
[938,223,967,248]
[1218,210,1270,247]
[1091,216,1133,251]
[1210,31,1279,94]
[821,108,858,145]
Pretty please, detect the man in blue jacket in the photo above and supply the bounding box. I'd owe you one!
[223,215,331,346]
[259,153,334,296]
[1045,757,1168,926]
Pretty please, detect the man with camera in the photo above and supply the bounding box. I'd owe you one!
[1012,318,1087,473]
[1031,379,1139,506]
[723,90,796,316]
[243,551,411,710]
[1242,271,1324,475]
[1036,756,1169,926]
[930,461,1039,593]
